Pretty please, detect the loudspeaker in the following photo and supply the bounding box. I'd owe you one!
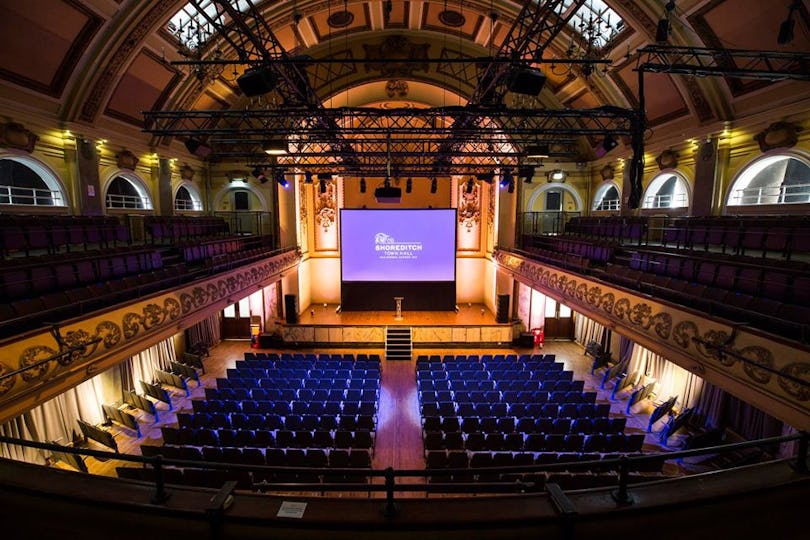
[496,294,510,324]
[237,67,278,97]
[655,18,670,43]
[284,294,298,324]
[506,68,546,96]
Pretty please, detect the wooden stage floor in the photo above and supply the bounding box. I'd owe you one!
[293,303,501,326]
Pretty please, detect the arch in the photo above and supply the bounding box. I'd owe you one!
[0,150,69,208]
[526,182,584,213]
[212,181,268,212]
[592,181,621,211]
[641,170,690,210]
[174,181,203,212]
[726,150,810,207]
[101,169,153,210]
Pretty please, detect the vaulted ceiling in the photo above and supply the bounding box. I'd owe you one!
[0,0,808,167]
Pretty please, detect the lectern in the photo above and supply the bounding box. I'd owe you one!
[394,297,404,320]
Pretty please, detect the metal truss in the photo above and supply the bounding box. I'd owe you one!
[188,0,355,159]
[436,0,587,165]
[636,45,810,81]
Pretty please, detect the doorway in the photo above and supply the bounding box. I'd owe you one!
[221,297,251,338]
[543,298,574,340]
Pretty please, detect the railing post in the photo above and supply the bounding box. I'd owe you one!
[795,431,808,473]
[381,467,399,518]
[150,455,171,504]
[611,455,635,506]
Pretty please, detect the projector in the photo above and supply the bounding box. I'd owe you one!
[374,185,402,203]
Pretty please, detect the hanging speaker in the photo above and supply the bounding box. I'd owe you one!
[284,294,298,324]
[237,67,278,97]
[496,294,510,324]
[506,67,547,96]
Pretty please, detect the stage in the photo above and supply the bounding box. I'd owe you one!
[279,303,518,348]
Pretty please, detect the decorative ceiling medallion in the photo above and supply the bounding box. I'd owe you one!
[439,10,465,27]
[327,10,354,28]
[385,79,409,98]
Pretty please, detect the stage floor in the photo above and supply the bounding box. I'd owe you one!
[297,303,501,326]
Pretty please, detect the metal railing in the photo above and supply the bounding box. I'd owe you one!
[593,198,620,211]
[518,211,581,238]
[213,211,274,236]
[0,185,64,206]
[106,193,151,210]
[0,431,805,514]
[730,182,810,206]
[173,198,203,211]
[642,192,688,209]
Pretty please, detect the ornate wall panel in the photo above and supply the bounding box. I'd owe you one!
[495,250,810,429]
[314,177,339,251]
[457,181,481,252]
[0,249,300,422]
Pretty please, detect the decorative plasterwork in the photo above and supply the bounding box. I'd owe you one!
[458,181,481,231]
[0,122,38,153]
[362,35,430,77]
[494,250,810,426]
[754,122,802,152]
[0,249,300,413]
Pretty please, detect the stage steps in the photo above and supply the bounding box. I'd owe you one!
[385,327,412,361]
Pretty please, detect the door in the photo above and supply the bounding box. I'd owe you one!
[221,297,251,338]
[543,299,574,340]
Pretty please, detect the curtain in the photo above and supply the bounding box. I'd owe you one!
[693,382,783,440]
[187,313,221,348]
[619,335,634,363]
[627,344,704,409]
[124,338,175,389]
[574,314,606,347]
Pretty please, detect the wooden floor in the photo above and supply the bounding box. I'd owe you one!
[293,303,501,326]
[82,339,682,493]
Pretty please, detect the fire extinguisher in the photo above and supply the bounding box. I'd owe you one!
[533,327,545,348]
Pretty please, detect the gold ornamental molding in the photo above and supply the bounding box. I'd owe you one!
[0,249,300,423]
[494,250,810,429]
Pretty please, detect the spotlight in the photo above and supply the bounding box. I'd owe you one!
[549,169,567,183]
[430,177,437,193]
[476,172,495,184]
[360,178,366,193]
[319,178,326,194]
[778,1,800,45]
[499,168,513,189]
[464,178,475,194]
[519,165,535,184]
[595,134,619,157]
[251,167,268,183]
[276,170,289,188]
[304,171,313,184]
[656,1,676,43]
[405,178,412,193]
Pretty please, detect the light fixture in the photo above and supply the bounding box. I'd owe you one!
[263,139,287,155]
[430,177,437,193]
[251,167,267,183]
[304,171,313,184]
[275,170,289,188]
[185,138,212,158]
[778,1,801,45]
[464,178,475,194]
[405,178,412,193]
[656,1,676,43]
[476,172,495,184]
[595,134,619,157]
[519,165,535,184]
[525,144,550,159]
[360,178,366,193]
[499,169,513,189]
[549,169,567,182]
[319,178,327,194]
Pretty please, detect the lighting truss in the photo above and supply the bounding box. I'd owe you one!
[636,45,810,81]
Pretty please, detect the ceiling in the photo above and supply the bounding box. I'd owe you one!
[0,0,808,176]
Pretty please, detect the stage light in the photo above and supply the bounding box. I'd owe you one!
[263,139,287,155]
[304,171,313,184]
[595,134,619,157]
[656,1,676,43]
[464,178,474,193]
[319,178,327,193]
[276,170,289,188]
[405,178,412,193]
[251,167,268,183]
[360,178,366,193]
[499,169,513,189]
[476,172,495,184]
[430,177,437,193]
[519,165,535,184]
[778,1,800,44]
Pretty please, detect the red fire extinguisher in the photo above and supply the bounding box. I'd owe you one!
[533,327,545,349]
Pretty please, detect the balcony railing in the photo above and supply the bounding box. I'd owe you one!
[106,193,152,210]
[642,192,687,209]
[593,198,620,211]
[173,198,202,211]
[0,185,64,206]
[730,182,810,206]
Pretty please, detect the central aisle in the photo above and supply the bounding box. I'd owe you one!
[372,359,425,471]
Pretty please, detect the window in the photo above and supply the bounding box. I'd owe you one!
[0,157,66,207]
[642,172,689,209]
[168,1,252,48]
[234,190,250,210]
[562,0,624,49]
[174,184,203,211]
[106,176,153,210]
[593,183,620,211]
[546,191,562,211]
[727,153,810,206]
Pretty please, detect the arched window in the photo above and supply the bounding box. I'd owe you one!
[0,156,67,207]
[174,184,203,211]
[642,171,689,209]
[593,183,620,211]
[727,153,810,206]
[105,174,153,210]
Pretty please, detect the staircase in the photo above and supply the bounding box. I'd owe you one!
[385,327,412,361]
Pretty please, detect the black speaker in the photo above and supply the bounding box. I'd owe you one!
[237,67,278,97]
[496,294,510,324]
[284,294,298,324]
[506,68,546,96]
[655,18,670,43]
